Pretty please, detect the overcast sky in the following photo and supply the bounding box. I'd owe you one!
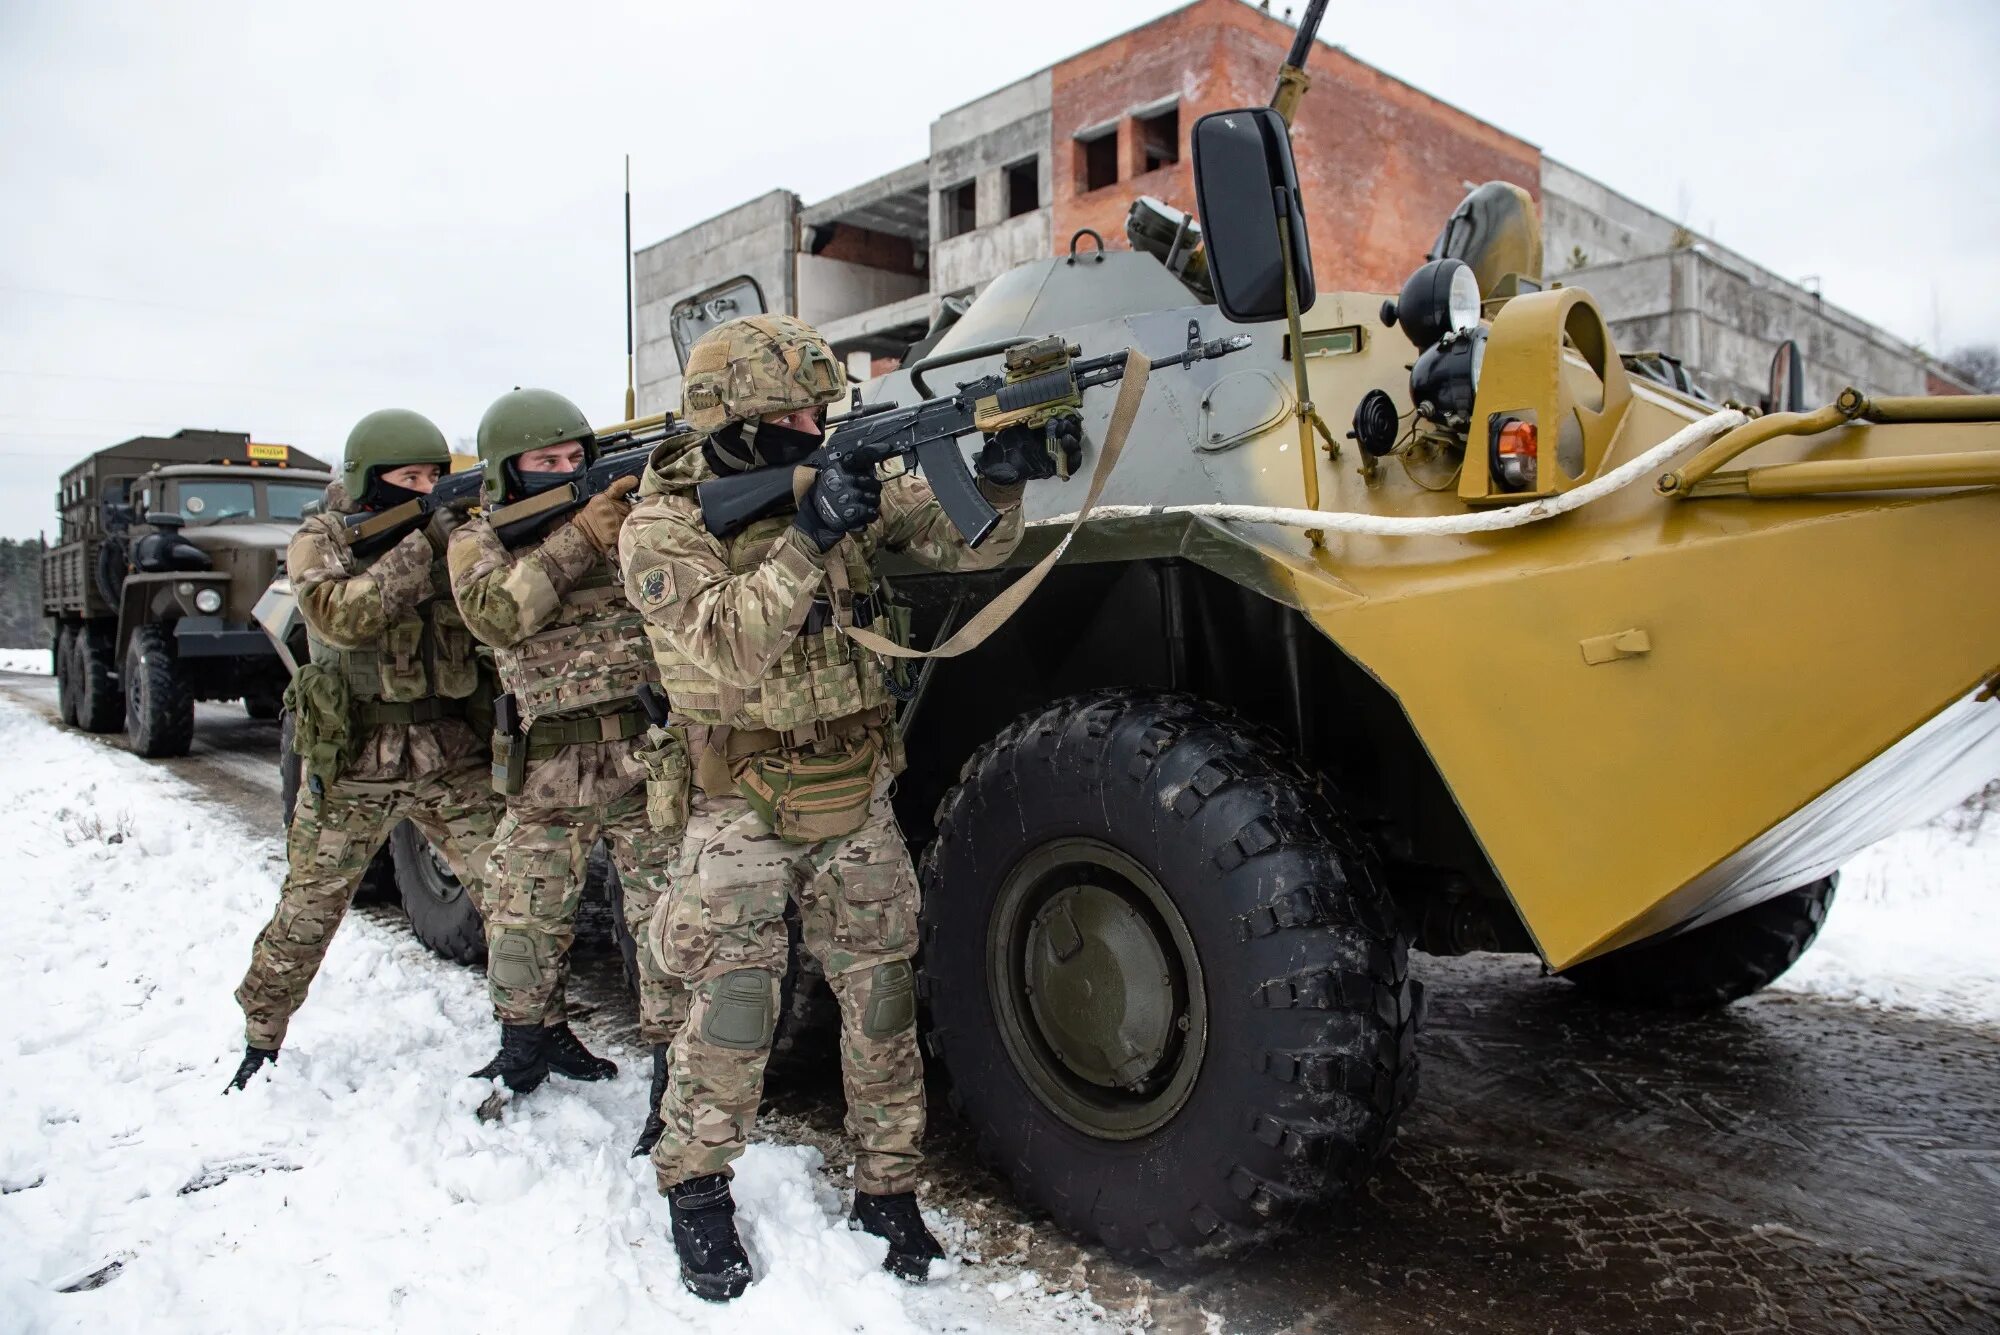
[2,0,1994,540]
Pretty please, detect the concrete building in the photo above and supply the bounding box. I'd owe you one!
[633,0,1967,415]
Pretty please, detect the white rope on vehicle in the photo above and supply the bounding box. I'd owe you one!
[1042,406,1747,536]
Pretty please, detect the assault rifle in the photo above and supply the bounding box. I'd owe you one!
[697,325,1252,546]
[342,412,690,557]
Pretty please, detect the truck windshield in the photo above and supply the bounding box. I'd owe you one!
[267,484,324,520]
[177,481,257,523]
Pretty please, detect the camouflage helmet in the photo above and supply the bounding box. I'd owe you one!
[341,409,450,497]
[475,388,595,506]
[681,314,845,435]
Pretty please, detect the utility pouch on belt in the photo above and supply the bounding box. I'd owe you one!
[490,692,526,796]
[735,731,879,844]
[633,684,689,834]
[283,662,355,797]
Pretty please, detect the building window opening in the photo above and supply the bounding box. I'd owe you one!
[1005,158,1039,218]
[1078,131,1119,193]
[1138,105,1179,173]
[942,180,977,239]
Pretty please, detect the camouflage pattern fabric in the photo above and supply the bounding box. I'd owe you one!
[448,511,679,1033]
[617,435,1024,729]
[236,759,501,1048]
[646,785,923,1195]
[483,783,685,1041]
[678,313,846,436]
[290,488,483,781]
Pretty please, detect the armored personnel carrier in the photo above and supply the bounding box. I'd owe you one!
[44,430,329,757]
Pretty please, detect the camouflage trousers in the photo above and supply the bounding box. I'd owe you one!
[485,790,686,1044]
[648,782,924,1196]
[236,759,502,1049]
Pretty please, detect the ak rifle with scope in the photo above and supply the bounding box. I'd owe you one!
[698,325,1253,546]
[341,413,690,557]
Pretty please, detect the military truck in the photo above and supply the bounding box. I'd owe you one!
[44,430,330,757]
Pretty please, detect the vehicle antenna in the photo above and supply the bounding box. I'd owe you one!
[1269,0,1329,126]
[624,154,636,422]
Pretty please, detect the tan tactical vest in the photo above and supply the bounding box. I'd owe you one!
[645,513,892,732]
[494,559,659,726]
[307,552,480,704]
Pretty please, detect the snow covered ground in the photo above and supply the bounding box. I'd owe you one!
[0,648,52,675]
[1774,799,2000,1025]
[1,691,1995,1335]
[0,696,1119,1335]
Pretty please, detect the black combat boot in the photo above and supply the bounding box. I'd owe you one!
[851,1190,944,1281]
[668,1172,753,1302]
[470,1023,548,1094]
[224,1045,279,1093]
[539,1022,617,1081]
[631,1044,668,1158]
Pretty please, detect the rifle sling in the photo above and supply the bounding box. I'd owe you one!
[836,348,1148,662]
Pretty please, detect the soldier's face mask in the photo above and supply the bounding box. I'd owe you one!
[360,468,429,511]
[503,440,590,501]
[750,409,825,467]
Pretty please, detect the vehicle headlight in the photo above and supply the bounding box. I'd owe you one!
[194,588,224,614]
[1381,258,1481,351]
[1408,325,1487,434]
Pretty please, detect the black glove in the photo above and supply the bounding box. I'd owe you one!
[793,456,882,552]
[975,412,1084,487]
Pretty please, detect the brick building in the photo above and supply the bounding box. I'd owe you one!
[633,0,1966,415]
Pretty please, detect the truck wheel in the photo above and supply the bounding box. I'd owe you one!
[55,626,78,725]
[390,820,486,966]
[123,625,193,758]
[920,690,1420,1264]
[1561,877,1837,1010]
[73,623,123,734]
[243,691,281,721]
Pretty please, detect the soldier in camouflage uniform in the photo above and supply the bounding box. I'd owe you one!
[230,409,506,1091]
[448,388,686,1130]
[618,314,1080,1300]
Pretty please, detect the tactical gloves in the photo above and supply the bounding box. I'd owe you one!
[793,456,882,552]
[422,505,463,556]
[571,475,639,554]
[975,411,1084,487]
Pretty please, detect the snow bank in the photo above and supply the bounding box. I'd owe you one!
[0,648,52,675]
[1773,808,2000,1027]
[0,697,1112,1335]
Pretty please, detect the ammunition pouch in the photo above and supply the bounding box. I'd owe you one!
[634,724,691,834]
[491,730,526,796]
[284,663,356,795]
[733,723,881,844]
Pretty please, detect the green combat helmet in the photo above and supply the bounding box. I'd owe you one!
[680,314,846,435]
[475,388,595,506]
[341,408,450,498]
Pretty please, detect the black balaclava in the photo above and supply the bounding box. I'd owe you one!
[703,417,823,476]
[503,458,585,502]
[360,468,429,512]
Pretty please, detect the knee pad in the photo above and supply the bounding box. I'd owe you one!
[701,968,777,1050]
[862,959,916,1038]
[487,929,543,990]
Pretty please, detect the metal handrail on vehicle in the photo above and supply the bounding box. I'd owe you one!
[1658,388,2000,498]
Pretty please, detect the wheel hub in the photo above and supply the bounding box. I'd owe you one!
[1025,884,1176,1090]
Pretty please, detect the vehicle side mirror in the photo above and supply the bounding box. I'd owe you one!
[1766,339,1805,414]
[101,500,135,530]
[1190,107,1316,324]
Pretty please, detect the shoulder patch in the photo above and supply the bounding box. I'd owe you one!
[639,565,673,606]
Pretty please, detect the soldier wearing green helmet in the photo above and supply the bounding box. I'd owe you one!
[228,409,507,1092]
[446,388,686,1129]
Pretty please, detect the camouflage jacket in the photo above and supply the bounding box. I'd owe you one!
[447,511,659,809]
[289,483,483,782]
[617,436,1023,733]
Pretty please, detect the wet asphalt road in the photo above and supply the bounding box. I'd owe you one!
[8,669,1997,1334]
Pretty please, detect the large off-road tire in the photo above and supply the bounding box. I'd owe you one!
[123,624,193,757]
[1561,877,1837,1010]
[242,691,282,721]
[390,820,486,966]
[73,622,123,734]
[54,625,79,725]
[920,690,1420,1265]
[278,709,400,905]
